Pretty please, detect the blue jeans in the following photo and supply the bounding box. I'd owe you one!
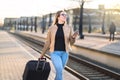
[50,51,69,80]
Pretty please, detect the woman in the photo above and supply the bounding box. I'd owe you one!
[40,10,78,80]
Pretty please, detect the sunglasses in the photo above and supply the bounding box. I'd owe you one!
[60,13,67,17]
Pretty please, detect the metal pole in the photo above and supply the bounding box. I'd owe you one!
[88,14,91,33]
[26,17,29,31]
[48,13,52,27]
[79,0,84,39]
[102,11,105,34]
[31,17,33,32]
[34,17,37,32]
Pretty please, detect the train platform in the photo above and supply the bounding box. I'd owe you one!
[19,31,120,56]
[0,31,79,80]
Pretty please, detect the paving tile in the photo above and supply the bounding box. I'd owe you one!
[0,31,79,80]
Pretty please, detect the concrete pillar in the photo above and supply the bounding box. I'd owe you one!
[68,10,74,27]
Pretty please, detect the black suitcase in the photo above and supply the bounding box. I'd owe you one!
[23,58,51,80]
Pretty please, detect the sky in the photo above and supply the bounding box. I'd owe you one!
[0,0,120,24]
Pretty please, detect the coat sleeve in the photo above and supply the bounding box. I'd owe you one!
[69,26,75,45]
[41,28,51,57]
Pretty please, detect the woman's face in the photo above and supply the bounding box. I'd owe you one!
[58,11,67,23]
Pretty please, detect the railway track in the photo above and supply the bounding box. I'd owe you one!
[10,32,120,80]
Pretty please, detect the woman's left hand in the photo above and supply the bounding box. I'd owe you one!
[72,31,79,38]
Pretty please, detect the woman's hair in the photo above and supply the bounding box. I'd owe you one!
[52,10,67,26]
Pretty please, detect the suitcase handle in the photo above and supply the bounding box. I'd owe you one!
[36,58,46,71]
